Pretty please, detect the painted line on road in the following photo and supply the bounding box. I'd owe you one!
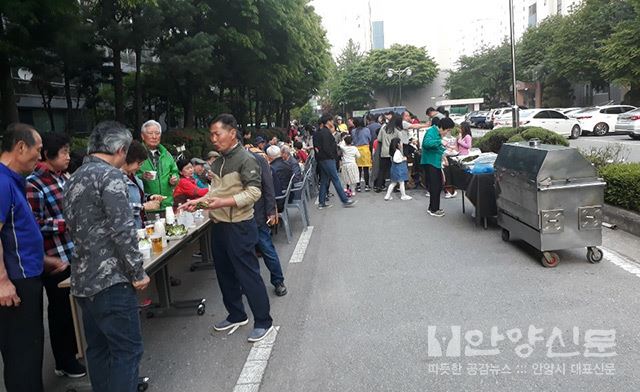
[603,247,640,277]
[289,226,314,264]
[232,326,280,392]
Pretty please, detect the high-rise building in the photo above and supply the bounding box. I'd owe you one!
[372,21,384,50]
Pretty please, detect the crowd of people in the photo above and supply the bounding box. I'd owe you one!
[0,115,311,392]
[0,104,473,392]
[309,106,474,217]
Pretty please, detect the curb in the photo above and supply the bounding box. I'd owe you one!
[603,204,640,237]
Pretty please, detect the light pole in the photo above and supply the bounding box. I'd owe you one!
[509,0,519,127]
[387,67,412,105]
[339,101,346,117]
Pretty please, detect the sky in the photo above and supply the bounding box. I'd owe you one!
[309,0,490,69]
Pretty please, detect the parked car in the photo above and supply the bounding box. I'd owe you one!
[449,113,466,125]
[487,108,513,128]
[614,108,640,140]
[363,106,407,121]
[495,109,581,139]
[573,105,637,136]
[469,111,490,128]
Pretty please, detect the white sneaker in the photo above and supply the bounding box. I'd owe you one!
[401,195,413,201]
[384,195,393,201]
[445,191,457,199]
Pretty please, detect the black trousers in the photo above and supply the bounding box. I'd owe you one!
[426,164,443,212]
[375,157,391,188]
[43,268,78,369]
[358,167,370,186]
[211,219,273,329]
[0,276,44,392]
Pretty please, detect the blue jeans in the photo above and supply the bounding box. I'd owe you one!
[76,283,143,392]
[318,159,349,205]
[257,225,285,286]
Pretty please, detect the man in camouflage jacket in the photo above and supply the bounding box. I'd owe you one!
[63,121,150,392]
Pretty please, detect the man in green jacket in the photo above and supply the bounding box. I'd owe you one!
[137,120,179,209]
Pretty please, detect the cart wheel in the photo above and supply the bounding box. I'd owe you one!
[146,311,154,319]
[197,303,206,316]
[190,265,196,272]
[587,247,603,264]
[541,252,560,268]
[137,382,149,391]
[501,229,510,242]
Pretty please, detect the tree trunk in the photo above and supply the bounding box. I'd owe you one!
[134,46,143,136]
[64,65,74,135]
[182,86,194,129]
[113,47,125,123]
[0,54,19,130]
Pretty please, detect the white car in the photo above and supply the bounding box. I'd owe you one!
[449,113,466,125]
[614,108,640,140]
[495,109,581,139]
[573,105,636,136]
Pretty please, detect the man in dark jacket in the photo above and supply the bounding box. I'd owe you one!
[266,145,292,211]
[247,146,287,297]
[314,114,357,209]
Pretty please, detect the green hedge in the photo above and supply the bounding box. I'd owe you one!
[69,126,288,160]
[475,126,569,153]
[599,163,640,213]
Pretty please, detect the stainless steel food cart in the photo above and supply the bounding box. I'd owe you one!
[495,140,606,267]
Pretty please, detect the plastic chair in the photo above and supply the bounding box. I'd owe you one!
[287,171,311,227]
[274,176,294,244]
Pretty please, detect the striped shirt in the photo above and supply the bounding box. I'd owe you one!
[26,162,74,263]
[0,163,44,280]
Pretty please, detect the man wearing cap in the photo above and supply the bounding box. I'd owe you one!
[254,136,267,152]
[191,158,209,187]
[137,120,179,209]
[335,116,348,134]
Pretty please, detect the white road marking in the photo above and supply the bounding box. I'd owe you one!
[289,226,314,264]
[232,326,280,392]
[603,247,640,277]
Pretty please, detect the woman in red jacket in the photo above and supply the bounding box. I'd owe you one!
[173,158,209,207]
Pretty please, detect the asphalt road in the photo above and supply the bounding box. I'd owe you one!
[13,187,640,392]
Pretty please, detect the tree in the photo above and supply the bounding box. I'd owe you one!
[365,44,438,106]
[328,40,374,114]
[517,15,574,107]
[548,0,634,89]
[599,0,640,105]
[446,42,512,106]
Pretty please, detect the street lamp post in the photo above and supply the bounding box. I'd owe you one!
[509,0,519,127]
[387,67,412,105]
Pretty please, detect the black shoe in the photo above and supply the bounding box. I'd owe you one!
[55,360,86,379]
[374,187,382,193]
[364,185,371,192]
[170,276,181,286]
[275,283,287,296]
[356,185,362,192]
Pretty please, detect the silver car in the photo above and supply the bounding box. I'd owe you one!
[615,108,640,140]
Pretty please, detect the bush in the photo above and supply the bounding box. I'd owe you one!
[580,143,630,170]
[474,127,522,153]
[475,126,568,153]
[599,163,640,213]
[507,128,569,147]
[70,137,89,154]
[161,128,213,159]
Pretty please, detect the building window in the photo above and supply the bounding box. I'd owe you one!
[528,3,537,27]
